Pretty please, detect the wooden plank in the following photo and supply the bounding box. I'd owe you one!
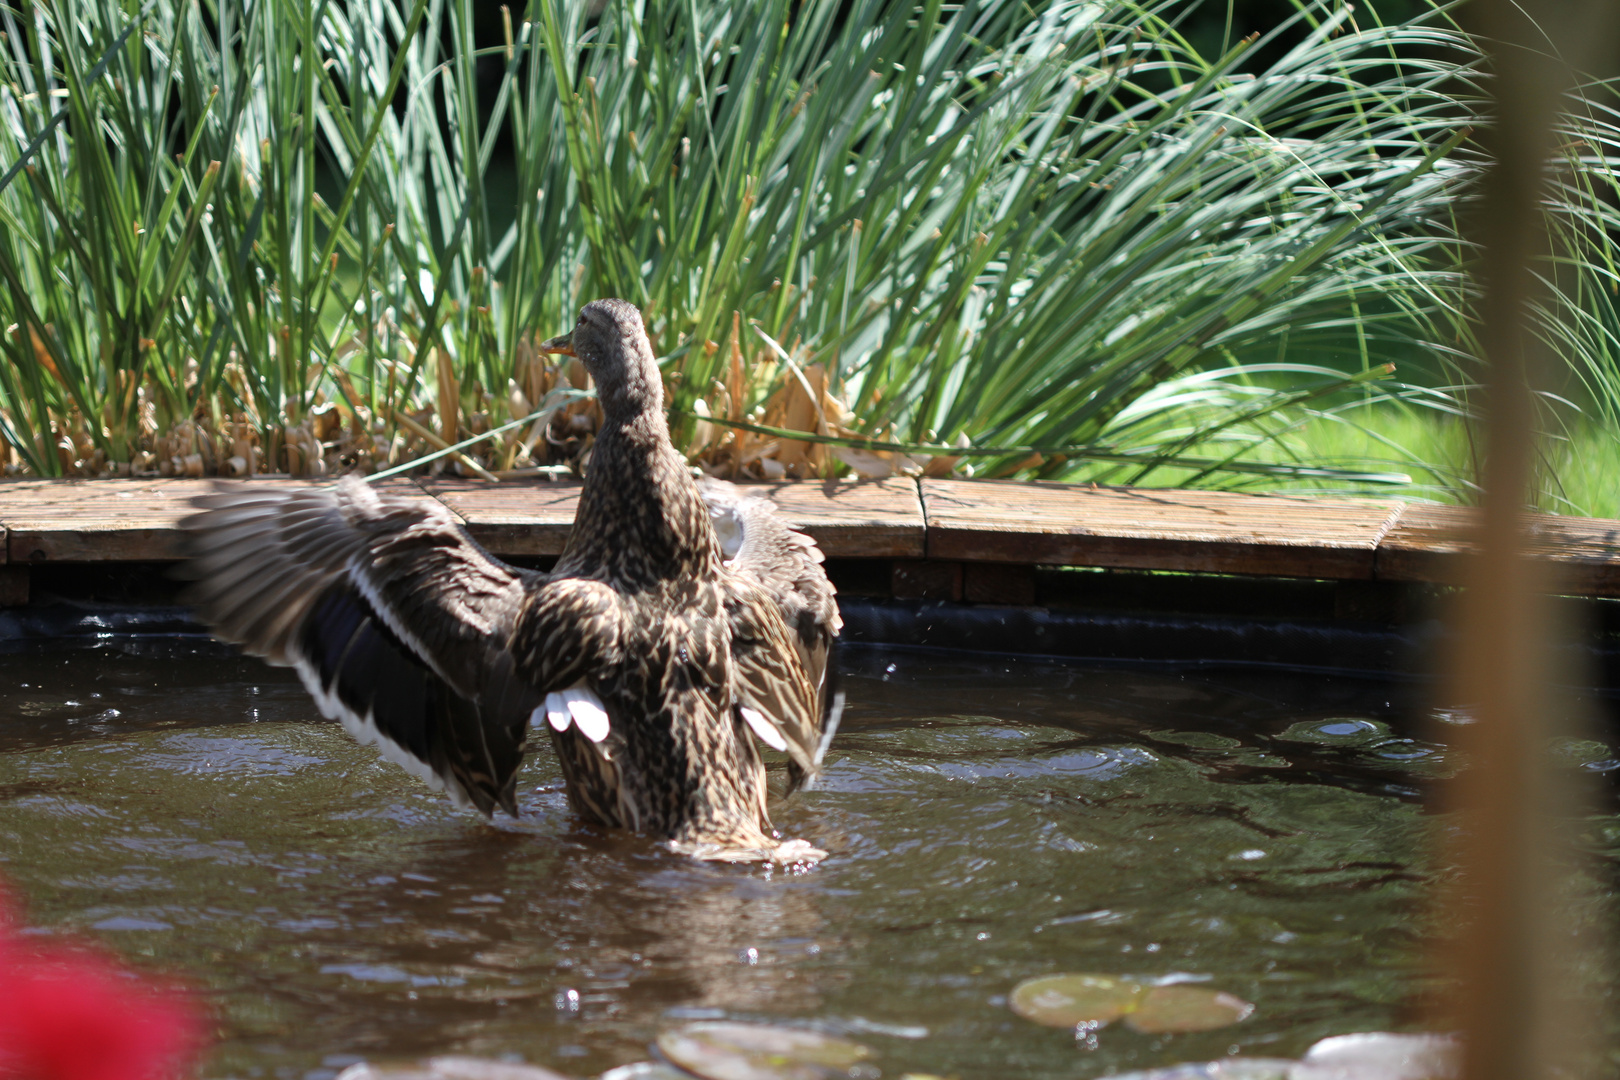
[418,476,581,556]
[1374,503,1474,586]
[421,476,926,559]
[0,477,434,563]
[741,477,925,558]
[9,471,1620,598]
[922,478,1405,580]
[2,479,238,563]
[1377,503,1620,595]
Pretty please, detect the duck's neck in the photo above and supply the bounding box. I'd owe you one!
[561,401,720,589]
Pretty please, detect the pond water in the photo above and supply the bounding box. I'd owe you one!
[0,642,1614,1079]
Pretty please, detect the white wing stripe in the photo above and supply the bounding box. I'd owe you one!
[741,706,789,752]
[537,685,611,743]
[564,688,611,743]
[802,690,845,790]
[542,694,571,732]
[286,640,475,808]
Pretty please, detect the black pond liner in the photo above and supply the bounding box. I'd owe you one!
[0,597,1408,668]
[14,596,1620,744]
[0,602,216,656]
[841,597,1428,677]
[7,594,1620,691]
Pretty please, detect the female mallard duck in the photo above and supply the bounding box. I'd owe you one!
[179,298,840,863]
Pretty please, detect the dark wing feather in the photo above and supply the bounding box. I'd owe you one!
[178,477,542,816]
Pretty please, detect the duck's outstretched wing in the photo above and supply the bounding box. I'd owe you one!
[177,477,543,816]
[721,579,825,792]
[699,478,842,699]
[701,479,843,791]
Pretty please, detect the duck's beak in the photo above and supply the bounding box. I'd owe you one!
[538,330,575,357]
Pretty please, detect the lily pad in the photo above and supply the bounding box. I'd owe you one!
[1010,975,1253,1034]
[1126,985,1256,1034]
[1008,974,1145,1027]
[656,1022,871,1080]
[1302,1032,1459,1079]
[1278,718,1388,746]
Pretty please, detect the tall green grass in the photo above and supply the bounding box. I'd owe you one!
[0,0,1615,502]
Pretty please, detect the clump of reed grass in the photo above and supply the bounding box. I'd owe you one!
[0,0,1615,502]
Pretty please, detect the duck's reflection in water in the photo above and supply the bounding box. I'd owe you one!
[287,792,845,1064]
[505,829,836,1018]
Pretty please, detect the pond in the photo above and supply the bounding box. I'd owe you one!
[0,641,1615,1079]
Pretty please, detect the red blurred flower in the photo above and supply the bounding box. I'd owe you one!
[0,885,206,1080]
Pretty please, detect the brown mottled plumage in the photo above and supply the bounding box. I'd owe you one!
[178,299,839,862]
[699,477,843,792]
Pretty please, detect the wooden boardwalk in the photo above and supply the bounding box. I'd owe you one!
[2,475,1618,597]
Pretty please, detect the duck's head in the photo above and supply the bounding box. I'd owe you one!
[540,298,661,418]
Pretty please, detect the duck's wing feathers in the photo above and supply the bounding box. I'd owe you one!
[510,575,624,750]
[698,478,842,699]
[178,477,545,816]
[721,577,824,791]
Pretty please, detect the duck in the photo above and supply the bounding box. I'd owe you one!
[178,298,841,863]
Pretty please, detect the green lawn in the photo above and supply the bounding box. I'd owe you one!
[1050,402,1620,519]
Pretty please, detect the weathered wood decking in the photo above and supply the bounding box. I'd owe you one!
[1,475,1618,597]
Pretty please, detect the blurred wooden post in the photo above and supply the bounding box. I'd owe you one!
[1445,2,1615,1078]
